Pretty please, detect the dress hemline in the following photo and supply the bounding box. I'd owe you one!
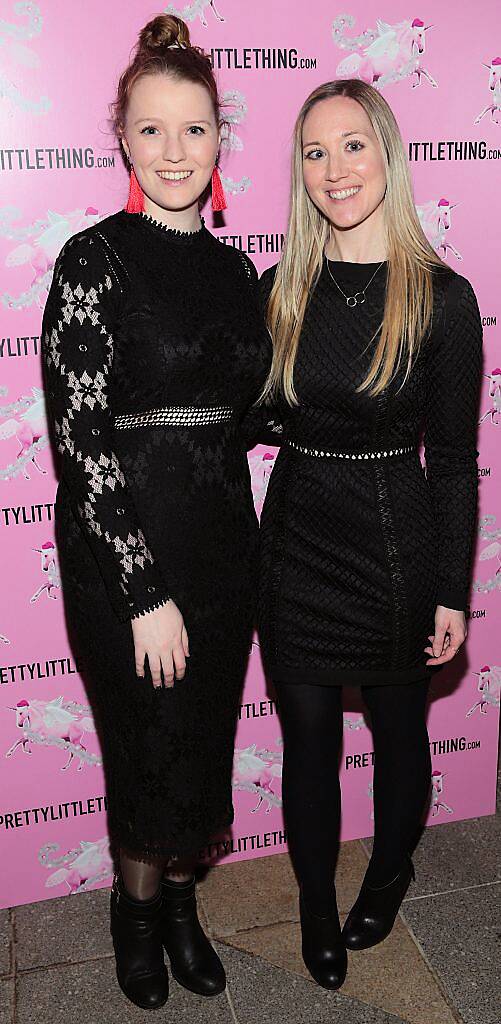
[268,660,436,687]
[109,808,235,863]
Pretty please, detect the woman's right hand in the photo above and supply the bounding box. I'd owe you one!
[132,599,189,689]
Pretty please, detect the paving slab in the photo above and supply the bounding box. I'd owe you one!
[221,915,457,1024]
[222,941,408,1024]
[401,883,501,1024]
[362,813,501,899]
[0,912,11,978]
[14,887,111,971]
[16,957,234,1024]
[0,979,14,1024]
[199,842,369,938]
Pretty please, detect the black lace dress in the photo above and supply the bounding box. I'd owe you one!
[258,260,483,686]
[41,211,270,859]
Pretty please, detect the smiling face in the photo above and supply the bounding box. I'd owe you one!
[122,73,220,224]
[302,95,387,237]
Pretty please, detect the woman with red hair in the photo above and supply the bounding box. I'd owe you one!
[42,14,270,1010]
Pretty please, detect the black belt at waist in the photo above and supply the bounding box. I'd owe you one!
[284,439,416,461]
[114,405,234,430]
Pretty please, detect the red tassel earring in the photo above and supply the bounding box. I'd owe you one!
[211,166,227,212]
[125,168,145,214]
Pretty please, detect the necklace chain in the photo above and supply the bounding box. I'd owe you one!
[326,258,385,308]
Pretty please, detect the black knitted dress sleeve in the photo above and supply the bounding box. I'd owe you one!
[424,275,483,611]
[42,232,170,621]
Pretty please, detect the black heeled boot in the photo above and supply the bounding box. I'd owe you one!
[299,890,347,990]
[161,877,226,996]
[110,874,169,1009]
[342,857,415,950]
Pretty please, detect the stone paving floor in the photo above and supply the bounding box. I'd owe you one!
[1,783,500,1024]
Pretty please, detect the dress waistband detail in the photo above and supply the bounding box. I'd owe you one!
[114,406,234,430]
[285,440,415,460]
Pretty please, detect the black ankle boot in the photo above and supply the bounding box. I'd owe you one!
[299,890,347,990]
[161,877,226,996]
[342,857,415,950]
[110,874,169,1009]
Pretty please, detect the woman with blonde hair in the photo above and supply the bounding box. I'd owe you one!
[258,79,482,989]
[42,13,270,1010]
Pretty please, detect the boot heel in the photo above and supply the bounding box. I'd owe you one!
[342,857,414,951]
[110,875,169,1009]
[299,890,347,990]
[162,878,226,996]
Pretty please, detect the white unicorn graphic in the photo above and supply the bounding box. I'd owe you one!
[474,57,501,125]
[30,541,60,602]
[1,206,102,310]
[466,665,501,717]
[217,89,252,198]
[479,368,501,427]
[233,741,283,813]
[39,837,112,893]
[248,451,276,510]
[343,714,366,730]
[220,90,247,152]
[219,172,252,197]
[416,198,462,261]
[6,696,101,770]
[0,1,50,114]
[430,770,453,816]
[163,1,224,26]
[0,385,48,480]
[333,14,436,90]
[472,515,501,595]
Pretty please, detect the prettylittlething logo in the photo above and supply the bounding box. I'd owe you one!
[408,140,501,161]
[210,48,317,71]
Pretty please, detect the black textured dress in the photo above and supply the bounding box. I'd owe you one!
[41,211,270,858]
[258,260,482,686]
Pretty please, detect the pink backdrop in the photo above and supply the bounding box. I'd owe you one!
[0,0,499,909]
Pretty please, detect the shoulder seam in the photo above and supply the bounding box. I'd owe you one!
[95,231,128,294]
[239,251,253,279]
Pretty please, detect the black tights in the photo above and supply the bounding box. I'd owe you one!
[274,678,431,913]
[119,853,194,901]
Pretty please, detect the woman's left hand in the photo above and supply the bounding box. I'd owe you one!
[424,606,467,666]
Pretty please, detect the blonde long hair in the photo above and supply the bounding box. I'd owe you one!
[262,80,444,405]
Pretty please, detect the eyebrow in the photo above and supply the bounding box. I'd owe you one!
[133,117,213,126]
[302,130,370,148]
